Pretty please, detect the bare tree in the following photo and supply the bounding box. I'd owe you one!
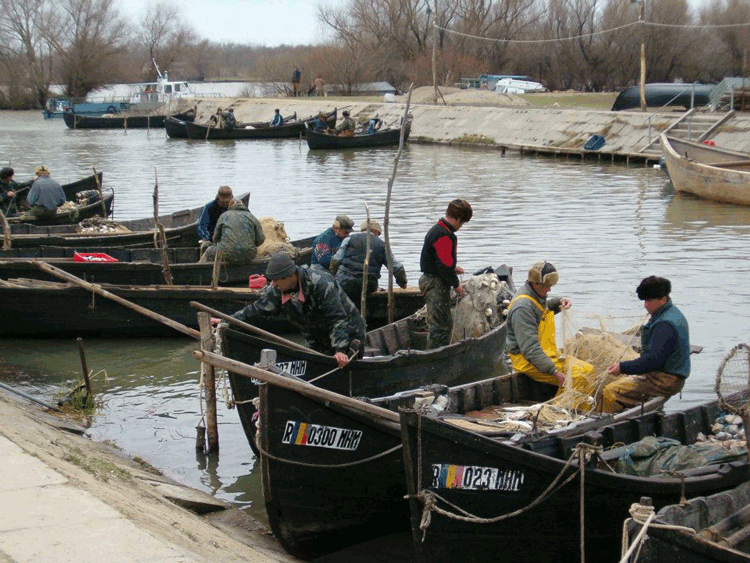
[44,0,130,98]
[138,1,197,80]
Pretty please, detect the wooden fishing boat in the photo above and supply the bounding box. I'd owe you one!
[0,237,313,286]
[6,192,250,248]
[305,120,411,150]
[661,134,750,206]
[179,109,336,140]
[166,113,299,139]
[623,481,750,562]
[399,394,750,563]
[221,346,666,560]
[8,190,114,226]
[63,110,195,129]
[0,279,422,337]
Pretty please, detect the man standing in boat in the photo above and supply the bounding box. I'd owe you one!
[197,185,233,246]
[603,276,690,412]
[27,165,65,221]
[505,261,596,406]
[311,215,354,270]
[419,199,472,349]
[330,218,408,306]
[231,253,366,368]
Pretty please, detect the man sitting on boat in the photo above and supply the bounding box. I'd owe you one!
[603,276,690,412]
[330,218,408,306]
[220,108,237,130]
[200,199,265,264]
[1,167,21,216]
[311,214,354,270]
[271,109,284,127]
[312,112,328,132]
[366,117,383,135]
[231,253,366,368]
[333,110,356,137]
[27,165,65,221]
[505,261,597,407]
[197,185,233,245]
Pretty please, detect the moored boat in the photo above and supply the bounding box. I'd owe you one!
[63,110,196,129]
[399,394,750,563]
[0,280,422,337]
[178,109,336,140]
[661,134,750,206]
[0,237,314,286]
[305,120,411,150]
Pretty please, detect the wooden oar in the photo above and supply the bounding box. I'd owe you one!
[193,349,399,423]
[190,301,328,357]
[31,260,200,339]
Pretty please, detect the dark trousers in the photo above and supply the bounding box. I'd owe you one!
[338,276,378,309]
[419,274,452,349]
[31,205,57,221]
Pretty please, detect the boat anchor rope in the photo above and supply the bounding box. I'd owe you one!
[254,439,402,469]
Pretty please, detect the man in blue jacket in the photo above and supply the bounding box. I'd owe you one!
[311,214,353,270]
[603,276,690,412]
[196,185,233,243]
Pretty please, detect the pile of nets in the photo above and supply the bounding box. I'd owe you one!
[76,216,131,234]
[461,402,587,434]
[450,272,513,343]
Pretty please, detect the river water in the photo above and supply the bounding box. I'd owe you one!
[1,110,750,531]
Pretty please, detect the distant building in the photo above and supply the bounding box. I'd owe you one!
[326,81,397,96]
[458,75,534,90]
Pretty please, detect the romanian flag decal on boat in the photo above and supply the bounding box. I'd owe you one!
[431,464,525,491]
[282,420,363,451]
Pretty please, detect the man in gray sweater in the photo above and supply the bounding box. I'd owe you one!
[27,165,65,221]
[505,261,596,407]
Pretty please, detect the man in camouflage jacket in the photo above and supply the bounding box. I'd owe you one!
[232,253,366,367]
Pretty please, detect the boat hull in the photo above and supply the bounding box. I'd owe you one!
[305,122,410,150]
[63,111,195,129]
[181,110,336,140]
[661,134,750,206]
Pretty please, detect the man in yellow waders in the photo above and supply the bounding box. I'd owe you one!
[505,261,596,409]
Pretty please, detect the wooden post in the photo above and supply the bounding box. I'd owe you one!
[152,169,173,285]
[198,312,219,453]
[384,84,414,324]
[432,0,438,105]
[76,337,92,399]
[91,166,108,219]
[639,0,647,112]
[361,203,372,318]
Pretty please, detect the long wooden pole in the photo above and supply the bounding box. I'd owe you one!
[198,312,219,453]
[361,203,371,318]
[639,0,647,112]
[384,84,414,324]
[0,209,10,250]
[190,301,329,356]
[76,337,93,400]
[152,169,173,285]
[31,260,200,339]
[432,0,438,105]
[193,349,399,424]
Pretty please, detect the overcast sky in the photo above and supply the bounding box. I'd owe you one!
[118,0,336,47]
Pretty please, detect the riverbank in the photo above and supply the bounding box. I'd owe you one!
[0,388,298,563]
[169,91,750,164]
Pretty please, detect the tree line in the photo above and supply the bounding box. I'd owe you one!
[1,0,748,109]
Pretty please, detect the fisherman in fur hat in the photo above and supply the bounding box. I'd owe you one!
[603,276,690,412]
[505,261,597,408]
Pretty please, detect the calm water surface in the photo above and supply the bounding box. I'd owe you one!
[1,110,749,524]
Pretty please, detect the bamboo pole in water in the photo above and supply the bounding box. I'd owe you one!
[152,169,173,285]
[198,312,219,453]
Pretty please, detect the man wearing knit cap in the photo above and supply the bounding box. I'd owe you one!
[602,276,690,412]
[311,214,354,270]
[419,198,472,349]
[231,253,366,368]
[330,218,408,306]
[0,167,20,215]
[197,185,234,243]
[506,261,596,407]
[27,165,65,221]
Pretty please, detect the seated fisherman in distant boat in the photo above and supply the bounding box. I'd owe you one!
[333,110,356,137]
[271,108,284,127]
[0,167,21,216]
[27,165,65,221]
[366,117,383,135]
[209,107,225,128]
[313,112,328,132]
[200,198,265,264]
[505,261,597,408]
[603,276,690,412]
[229,253,366,368]
[311,214,354,271]
[220,108,237,130]
[197,185,233,248]
[330,218,408,306]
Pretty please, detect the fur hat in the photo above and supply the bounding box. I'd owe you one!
[360,219,381,233]
[0,167,13,179]
[333,215,354,232]
[636,276,671,300]
[265,253,297,280]
[342,110,350,117]
[35,165,50,176]
[528,261,559,286]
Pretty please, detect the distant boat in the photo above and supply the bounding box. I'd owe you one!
[612,83,714,111]
[172,109,337,140]
[493,78,545,94]
[63,110,195,130]
[661,134,750,206]
[305,120,411,149]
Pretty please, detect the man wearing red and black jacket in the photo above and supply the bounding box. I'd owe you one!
[419,199,473,349]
